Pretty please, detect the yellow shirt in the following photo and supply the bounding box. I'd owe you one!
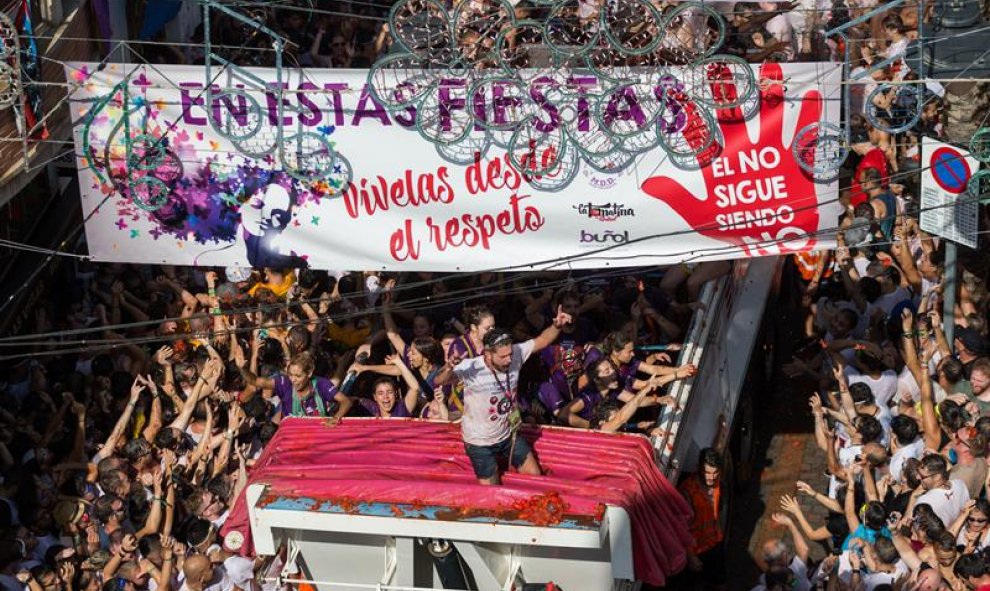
[248,271,295,298]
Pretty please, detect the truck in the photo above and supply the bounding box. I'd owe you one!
[220,256,782,591]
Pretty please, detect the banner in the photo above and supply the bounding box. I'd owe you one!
[67,62,841,271]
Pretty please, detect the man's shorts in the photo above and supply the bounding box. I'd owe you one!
[464,435,532,479]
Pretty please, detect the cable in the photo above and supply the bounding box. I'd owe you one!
[0,119,978,342]
[0,182,982,350]
[0,263,651,351]
[0,30,283,318]
[3,219,985,361]
[0,238,90,259]
[2,4,977,322]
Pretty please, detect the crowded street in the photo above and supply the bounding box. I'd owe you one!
[0,0,988,589]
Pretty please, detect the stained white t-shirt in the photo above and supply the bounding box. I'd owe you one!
[454,340,535,447]
[916,479,969,527]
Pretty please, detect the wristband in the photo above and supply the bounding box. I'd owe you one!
[902,331,915,338]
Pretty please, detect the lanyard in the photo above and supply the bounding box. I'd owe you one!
[491,367,513,401]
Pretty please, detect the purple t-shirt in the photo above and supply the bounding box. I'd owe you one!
[618,359,642,392]
[582,348,640,391]
[574,386,604,421]
[539,330,594,385]
[358,397,413,418]
[275,375,340,418]
[574,384,624,420]
[538,379,572,416]
[447,335,482,361]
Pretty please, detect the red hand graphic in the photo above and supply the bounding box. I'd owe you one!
[642,62,824,257]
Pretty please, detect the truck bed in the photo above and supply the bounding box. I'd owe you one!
[221,417,693,586]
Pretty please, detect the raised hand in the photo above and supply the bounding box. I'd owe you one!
[161,536,175,560]
[552,305,573,328]
[641,63,828,258]
[771,512,794,528]
[154,346,174,366]
[130,378,146,403]
[901,308,914,333]
[58,562,75,584]
[121,533,138,553]
[779,494,801,514]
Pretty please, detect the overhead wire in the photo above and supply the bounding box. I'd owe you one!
[0,29,290,317]
[0,182,984,352]
[0,107,982,323]
[1,2,983,335]
[4,220,987,361]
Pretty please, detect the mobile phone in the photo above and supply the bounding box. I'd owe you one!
[258,329,269,341]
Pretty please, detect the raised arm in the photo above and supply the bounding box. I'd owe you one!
[770,512,810,565]
[902,310,940,450]
[387,354,420,414]
[135,471,165,538]
[796,480,843,513]
[170,358,221,431]
[531,306,573,353]
[844,469,861,533]
[94,378,145,463]
[382,303,408,355]
[781,492,833,541]
[600,376,663,433]
[141,375,164,444]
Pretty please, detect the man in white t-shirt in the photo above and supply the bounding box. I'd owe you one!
[751,535,811,591]
[916,454,969,527]
[888,415,923,482]
[180,554,256,591]
[758,1,795,57]
[438,306,573,485]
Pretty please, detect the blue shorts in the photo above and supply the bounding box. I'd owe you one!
[464,435,532,479]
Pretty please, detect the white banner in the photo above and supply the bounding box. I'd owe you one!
[67,62,841,271]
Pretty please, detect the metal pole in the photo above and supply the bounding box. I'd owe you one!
[943,241,957,350]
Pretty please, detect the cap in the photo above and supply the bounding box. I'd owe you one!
[53,500,84,528]
[955,327,989,355]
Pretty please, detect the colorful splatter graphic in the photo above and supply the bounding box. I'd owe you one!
[83,95,337,247]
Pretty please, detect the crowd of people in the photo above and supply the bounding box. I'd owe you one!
[2,0,988,590]
[0,256,717,591]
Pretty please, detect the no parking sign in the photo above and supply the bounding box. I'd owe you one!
[921,138,979,248]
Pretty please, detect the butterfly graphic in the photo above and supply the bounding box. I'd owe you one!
[70,66,90,84]
[132,72,152,89]
[317,125,336,136]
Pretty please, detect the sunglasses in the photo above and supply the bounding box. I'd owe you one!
[969,517,988,524]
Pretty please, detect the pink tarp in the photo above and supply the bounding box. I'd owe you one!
[221,418,693,586]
